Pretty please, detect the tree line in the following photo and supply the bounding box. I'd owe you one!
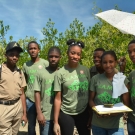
[0,14,134,74]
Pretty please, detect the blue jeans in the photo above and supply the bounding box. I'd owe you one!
[26,98,37,135]
[127,118,135,135]
[92,125,124,135]
[40,120,54,135]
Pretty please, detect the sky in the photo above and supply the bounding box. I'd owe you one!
[0,0,135,42]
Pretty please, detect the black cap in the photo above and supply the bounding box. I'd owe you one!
[6,41,23,53]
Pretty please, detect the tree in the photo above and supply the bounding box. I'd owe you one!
[0,20,10,63]
[40,18,88,67]
[17,36,37,68]
[85,18,134,74]
[1,9,135,74]
[40,16,135,75]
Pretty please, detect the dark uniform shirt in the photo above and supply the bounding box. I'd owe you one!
[90,66,118,78]
[89,66,98,78]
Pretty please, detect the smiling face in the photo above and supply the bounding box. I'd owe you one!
[93,51,104,68]
[48,51,61,67]
[128,43,135,64]
[28,43,40,59]
[101,54,117,74]
[67,46,82,64]
[5,49,20,66]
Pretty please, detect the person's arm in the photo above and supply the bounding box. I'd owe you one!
[89,75,97,114]
[35,91,45,125]
[54,91,61,123]
[89,91,105,117]
[20,87,27,126]
[87,91,93,129]
[89,91,96,108]
[122,84,129,107]
[53,91,61,135]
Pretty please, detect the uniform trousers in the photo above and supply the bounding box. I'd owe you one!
[0,99,23,135]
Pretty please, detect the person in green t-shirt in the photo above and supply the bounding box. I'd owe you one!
[53,39,90,135]
[34,46,61,135]
[90,48,105,78]
[90,48,126,78]
[89,50,129,135]
[127,40,135,135]
[22,41,49,135]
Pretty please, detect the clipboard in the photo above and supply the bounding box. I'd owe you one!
[92,103,133,115]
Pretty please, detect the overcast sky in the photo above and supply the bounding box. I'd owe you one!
[0,0,135,42]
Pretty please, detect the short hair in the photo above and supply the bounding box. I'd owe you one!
[128,40,135,46]
[27,41,40,49]
[94,48,105,52]
[101,50,117,61]
[48,46,61,55]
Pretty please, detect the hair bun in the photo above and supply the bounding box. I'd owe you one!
[67,39,76,46]
[77,41,85,48]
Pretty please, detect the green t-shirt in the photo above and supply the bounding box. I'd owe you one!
[33,67,56,120]
[22,58,49,102]
[90,73,129,129]
[128,70,135,122]
[54,64,90,115]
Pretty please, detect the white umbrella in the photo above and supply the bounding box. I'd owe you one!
[95,9,135,36]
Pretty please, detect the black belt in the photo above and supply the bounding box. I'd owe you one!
[0,98,20,105]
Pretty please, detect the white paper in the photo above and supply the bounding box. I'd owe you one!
[95,102,128,112]
[112,72,128,98]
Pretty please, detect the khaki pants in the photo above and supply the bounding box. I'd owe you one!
[0,99,23,135]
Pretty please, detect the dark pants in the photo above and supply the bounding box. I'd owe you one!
[26,98,37,135]
[127,118,135,135]
[92,125,124,135]
[58,108,89,135]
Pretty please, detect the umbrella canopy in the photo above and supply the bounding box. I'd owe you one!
[95,9,135,36]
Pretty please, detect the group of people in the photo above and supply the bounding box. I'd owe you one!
[0,39,135,135]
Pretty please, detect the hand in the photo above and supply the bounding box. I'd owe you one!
[37,112,45,125]
[53,123,61,135]
[87,116,92,130]
[87,108,92,130]
[21,114,27,127]
[118,57,126,73]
